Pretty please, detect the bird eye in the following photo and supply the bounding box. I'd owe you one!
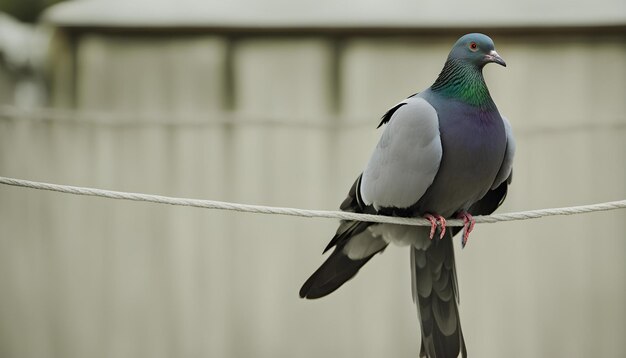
[469,42,478,52]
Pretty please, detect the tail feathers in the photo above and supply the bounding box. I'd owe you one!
[417,298,467,358]
[299,246,380,299]
[412,235,467,358]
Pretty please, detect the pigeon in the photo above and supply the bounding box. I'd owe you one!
[299,33,515,358]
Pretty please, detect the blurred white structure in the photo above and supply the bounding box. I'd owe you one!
[0,1,624,357]
[0,13,49,107]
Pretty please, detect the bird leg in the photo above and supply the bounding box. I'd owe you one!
[423,213,447,240]
[456,211,475,248]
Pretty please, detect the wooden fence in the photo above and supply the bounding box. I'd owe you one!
[0,29,624,358]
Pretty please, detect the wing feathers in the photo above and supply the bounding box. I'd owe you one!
[361,97,442,209]
[377,101,408,128]
[300,222,386,299]
[492,116,516,189]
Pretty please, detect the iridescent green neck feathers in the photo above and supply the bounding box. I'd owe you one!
[431,58,495,109]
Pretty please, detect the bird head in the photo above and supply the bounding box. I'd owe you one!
[448,33,506,68]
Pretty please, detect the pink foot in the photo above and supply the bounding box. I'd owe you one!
[456,211,476,248]
[424,213,447,240]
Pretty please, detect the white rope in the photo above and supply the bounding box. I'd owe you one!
[1,176,624,227]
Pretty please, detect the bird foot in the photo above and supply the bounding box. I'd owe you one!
[424,213,446,240]
[456,211,475,248]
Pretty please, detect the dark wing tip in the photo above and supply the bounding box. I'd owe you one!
[299,246,382,299]
[377,102,408,128]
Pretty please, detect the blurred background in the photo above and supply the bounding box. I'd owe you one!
[0,0,625,357]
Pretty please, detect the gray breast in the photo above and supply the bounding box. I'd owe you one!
[415,95,507,216]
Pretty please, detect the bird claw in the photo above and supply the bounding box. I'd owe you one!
[456,211,475,248]
[424,213,447,240]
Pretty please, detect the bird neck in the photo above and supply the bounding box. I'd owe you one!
[431,58,496,110]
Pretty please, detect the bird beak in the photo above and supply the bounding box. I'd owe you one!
[485,50,506,67]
